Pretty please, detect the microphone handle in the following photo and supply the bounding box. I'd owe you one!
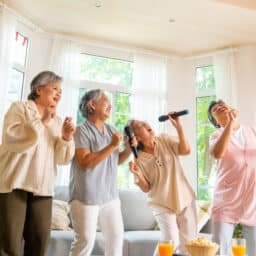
[131,146,138,158]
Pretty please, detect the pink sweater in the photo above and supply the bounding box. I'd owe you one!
[210,126,256,226]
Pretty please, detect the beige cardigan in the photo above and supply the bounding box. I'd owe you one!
[0,100,75,196]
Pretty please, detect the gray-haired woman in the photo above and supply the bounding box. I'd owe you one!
[0,71,75,256]
[69,89,133,256]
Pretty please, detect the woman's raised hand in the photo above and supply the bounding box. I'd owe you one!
[227,108,238,126]
[168,111,182,129]
[62,117,75,141]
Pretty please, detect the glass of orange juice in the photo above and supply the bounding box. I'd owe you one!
[158,240,174,256]
[232,238,246,256]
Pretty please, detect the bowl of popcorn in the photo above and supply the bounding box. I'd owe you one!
[185,237,219,256]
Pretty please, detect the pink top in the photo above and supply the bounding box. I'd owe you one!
[210,125,256,226]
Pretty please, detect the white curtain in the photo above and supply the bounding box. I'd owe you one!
[131,53,167,132]
[233,46,256,124]
[213,50,237,107]
[0,7,16,140]
[49,37,81,186]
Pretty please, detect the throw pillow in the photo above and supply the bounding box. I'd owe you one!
[51,199,71,230]
[196,200,211,233]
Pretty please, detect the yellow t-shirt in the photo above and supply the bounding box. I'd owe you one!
[136,134,195,214]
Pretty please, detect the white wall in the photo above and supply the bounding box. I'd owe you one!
[235,46,256,125]
[166,58,197,191]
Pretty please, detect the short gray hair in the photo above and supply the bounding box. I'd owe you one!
[79,89,103,118]
[27,71,63,100]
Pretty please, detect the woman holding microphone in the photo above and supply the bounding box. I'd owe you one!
[128,112,196,255]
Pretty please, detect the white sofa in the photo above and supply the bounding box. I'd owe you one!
[46,186,212,256]
[47,187,160,256]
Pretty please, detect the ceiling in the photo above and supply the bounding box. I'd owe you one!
[4,0,256,56]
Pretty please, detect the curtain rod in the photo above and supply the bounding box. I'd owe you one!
[47,33,178,60]
[185,47,238,60]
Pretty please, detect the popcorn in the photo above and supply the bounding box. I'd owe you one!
[186,237,219,256]
[187,237,217,247]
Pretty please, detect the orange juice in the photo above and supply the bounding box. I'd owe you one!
[158,243,174,256]
[232,245,246,256]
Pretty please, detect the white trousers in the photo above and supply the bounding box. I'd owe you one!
[213,221,256,256]
[152,200,197,255]
[70,199,124,256]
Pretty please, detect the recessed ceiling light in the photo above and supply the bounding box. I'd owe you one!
[169,18,176,23]
[95,0,102,8]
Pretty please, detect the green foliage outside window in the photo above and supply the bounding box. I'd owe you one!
[196,66,216,201]
[80,54,133,87]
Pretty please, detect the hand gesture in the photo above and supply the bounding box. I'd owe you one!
[129,161,140,175]
[227,109,238,127]
[168,111,182,129]
[124,134,138,151]
[62,117,75,141]
[110,133,123,148]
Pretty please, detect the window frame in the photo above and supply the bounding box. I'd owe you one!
[10,30,29,101]
[195,60,216,200]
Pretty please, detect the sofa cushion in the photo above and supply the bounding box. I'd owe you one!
[119,189,156,231]
[196,200,211,233]
[51,199,71,230]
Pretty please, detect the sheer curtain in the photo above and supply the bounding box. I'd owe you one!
[0,7,16,140]
[131,53,167,132]
[213,50,237,107]
[49,37,81,186]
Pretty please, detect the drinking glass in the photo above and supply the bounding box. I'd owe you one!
[158,240,174,256]
[232,238,246,256]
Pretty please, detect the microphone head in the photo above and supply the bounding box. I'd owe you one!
[124,126,132,137]
[158,115,169,122]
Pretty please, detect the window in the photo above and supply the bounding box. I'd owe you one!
[6,32,29,109]
[196,65,216,201]
[79,54,133,188]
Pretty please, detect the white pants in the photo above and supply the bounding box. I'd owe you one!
[70,199,124,256]
[213,221,256,256]
[152,200,197,255]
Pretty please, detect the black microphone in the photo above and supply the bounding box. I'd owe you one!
[158,109,189,122]
[124,126,138,158]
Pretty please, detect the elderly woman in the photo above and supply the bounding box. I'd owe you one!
[0,71,75,256]
[69,89,133,256]
[128,113,196,255]
[208,100,256,256]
